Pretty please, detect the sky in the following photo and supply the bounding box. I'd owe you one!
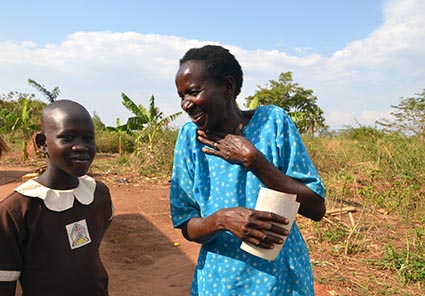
[0,0,424,130]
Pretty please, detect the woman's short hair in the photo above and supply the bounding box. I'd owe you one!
[180,45,243,97]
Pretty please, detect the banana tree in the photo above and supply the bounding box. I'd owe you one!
[121,93,182,148]
[0,136,9,156]
[0,97,39,160]
[106,118,129,155]
[28,79,60,103]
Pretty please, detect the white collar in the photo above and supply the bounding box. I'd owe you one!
[15,175,96,212]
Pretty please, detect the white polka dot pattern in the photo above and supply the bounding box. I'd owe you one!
[170,105,325,295]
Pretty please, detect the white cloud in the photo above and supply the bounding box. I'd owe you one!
[0,0,423,131]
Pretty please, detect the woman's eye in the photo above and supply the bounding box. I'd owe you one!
[190,90,201,96]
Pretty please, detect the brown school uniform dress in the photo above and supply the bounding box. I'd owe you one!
[0,175,113,296]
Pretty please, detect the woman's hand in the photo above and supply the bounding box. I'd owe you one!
[215,207,290,249]
[197,126,258,167]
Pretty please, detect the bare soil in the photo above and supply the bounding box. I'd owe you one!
[0,158,422,296]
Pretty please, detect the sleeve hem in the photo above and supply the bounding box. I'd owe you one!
[0,270,20,282]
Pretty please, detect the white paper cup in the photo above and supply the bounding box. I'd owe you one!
[240,187,300,261]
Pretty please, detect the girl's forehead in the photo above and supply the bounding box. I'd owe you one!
[44,109,93,131]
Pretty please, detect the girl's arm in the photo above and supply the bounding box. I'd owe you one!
[0,281,17,296]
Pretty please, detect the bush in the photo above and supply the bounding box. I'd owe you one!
[95,130,135,153]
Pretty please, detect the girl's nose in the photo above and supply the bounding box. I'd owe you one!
[72,143,89,152]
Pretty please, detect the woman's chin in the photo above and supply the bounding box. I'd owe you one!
[193,114,208,130]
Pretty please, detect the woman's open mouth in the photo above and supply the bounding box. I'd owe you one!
[190,111,208,129]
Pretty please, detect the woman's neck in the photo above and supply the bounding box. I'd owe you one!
[214,102,254,134]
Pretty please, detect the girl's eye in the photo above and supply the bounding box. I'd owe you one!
[60,135,74,141]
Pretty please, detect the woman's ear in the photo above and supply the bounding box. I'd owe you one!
[35,132,47,154]
[224,76,236,96]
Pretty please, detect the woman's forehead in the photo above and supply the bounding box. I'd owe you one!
[178,60,207,73]
[177,61,210,83]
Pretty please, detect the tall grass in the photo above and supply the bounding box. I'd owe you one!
[304,129,424,289]
[305,131,424,219]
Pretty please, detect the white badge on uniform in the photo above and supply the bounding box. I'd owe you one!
[65,219,92,249]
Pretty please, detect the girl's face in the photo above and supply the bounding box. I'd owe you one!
[175,60,231,131]
[43,110,96,179]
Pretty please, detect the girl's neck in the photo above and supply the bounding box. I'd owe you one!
[35,168,79,190]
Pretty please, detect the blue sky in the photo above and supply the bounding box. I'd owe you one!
[1,1,382,55]
[1,0,424,130]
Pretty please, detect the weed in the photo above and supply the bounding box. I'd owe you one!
[376,226,425,285]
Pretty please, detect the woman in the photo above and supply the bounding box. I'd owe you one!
[170,45,325,295]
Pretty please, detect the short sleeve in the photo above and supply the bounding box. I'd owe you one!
[169,124,201,228]
[97,181,114,222]
[276,109,325,198]
[0,201,23,283]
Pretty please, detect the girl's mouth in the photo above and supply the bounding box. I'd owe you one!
[70,155,91,163]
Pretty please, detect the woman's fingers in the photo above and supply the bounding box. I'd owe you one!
[241,210,292,248]
[257,210,289,225]
[243,228,284,249]
[268,223,289,236]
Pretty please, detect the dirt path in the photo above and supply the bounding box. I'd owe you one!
[0,166,330,295]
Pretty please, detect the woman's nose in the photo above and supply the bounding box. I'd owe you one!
[181,97,192,111]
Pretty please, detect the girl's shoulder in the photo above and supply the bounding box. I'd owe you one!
[0,190,36,219]
[94,179,112,200]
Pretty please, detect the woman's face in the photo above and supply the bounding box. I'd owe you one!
[175,60,231,131]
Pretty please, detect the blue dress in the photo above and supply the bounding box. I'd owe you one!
[170,105,325,296]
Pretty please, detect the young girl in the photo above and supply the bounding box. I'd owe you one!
[0,99,114,296]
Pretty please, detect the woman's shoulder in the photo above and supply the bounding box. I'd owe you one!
[257,104,287,115]
[253,105,291,123]
[179,121,197,134]
[176,122,198,144]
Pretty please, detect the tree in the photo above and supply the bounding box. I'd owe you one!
[28,79,60,103]
[0,97,41,160]
[92,111,106,131]
[376,89,425,143]
[111,93,182,150]
[106,118,128,155]
[244,72,326,136]
[0,136,9,156]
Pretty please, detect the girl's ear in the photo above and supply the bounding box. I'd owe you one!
[35,132,47,154]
